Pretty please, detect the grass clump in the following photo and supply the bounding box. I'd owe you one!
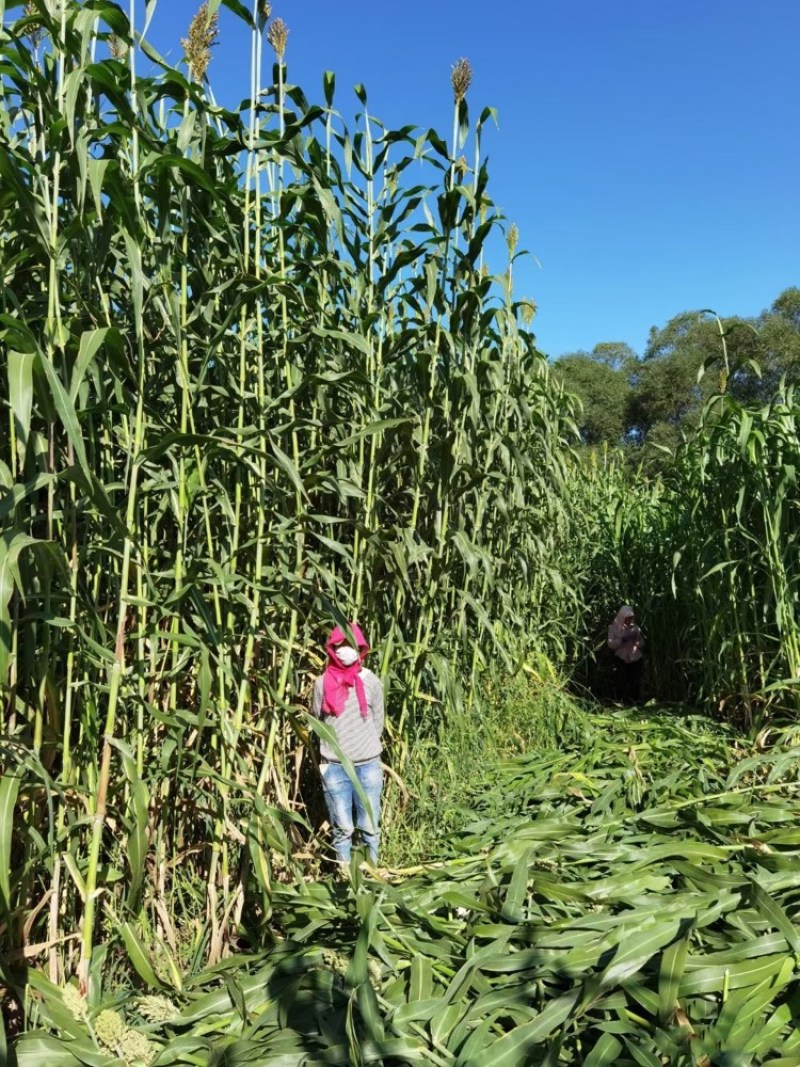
[381,665,590,869]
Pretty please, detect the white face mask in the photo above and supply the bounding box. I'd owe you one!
[335,646,359,667]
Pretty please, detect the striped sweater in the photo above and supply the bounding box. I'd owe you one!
[312,668,385,763]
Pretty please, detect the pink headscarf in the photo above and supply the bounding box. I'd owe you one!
[321,623,370,717]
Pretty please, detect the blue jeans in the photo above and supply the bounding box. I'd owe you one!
[320,758,383,864]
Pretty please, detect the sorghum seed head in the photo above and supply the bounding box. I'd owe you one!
[450,57,472,103]
[62,984,88,1021]
[24,1,45,48]
[117,1029,155,1066]
[257,2,271,32]
[109,33,128,59]
[181,1,219,82]
[367,958,382,993]
[520,299,537,326]
[321,947,349,975]
[137,995,178,1024]
[94,1009,126,1049]
[267,16,289,59]
[507,223,519,256]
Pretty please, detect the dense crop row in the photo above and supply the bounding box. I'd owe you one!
[1,0,577,990]
[570,386,800,722]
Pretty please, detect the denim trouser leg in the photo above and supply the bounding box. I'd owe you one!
[353,759,383,863]
[321,759,383,864]
[321,762,355,863]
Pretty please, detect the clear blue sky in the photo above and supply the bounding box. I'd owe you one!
[147,0,799,360]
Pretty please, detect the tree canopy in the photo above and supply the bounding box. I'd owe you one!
[552,287,800,462]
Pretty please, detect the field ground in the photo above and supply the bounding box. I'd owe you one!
[13,700,800,1066]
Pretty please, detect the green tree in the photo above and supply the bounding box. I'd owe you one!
[554,289,800,469]
[631,309,780,432]
[628,313,720,442]
[770,286,800,329]
[752,288,800,393]
[552,343,634,446]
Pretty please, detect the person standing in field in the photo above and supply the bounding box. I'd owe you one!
[312,622,385,866]
[607,605,645,704]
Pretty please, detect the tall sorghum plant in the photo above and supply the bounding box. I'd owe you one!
[0,0,578,994]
